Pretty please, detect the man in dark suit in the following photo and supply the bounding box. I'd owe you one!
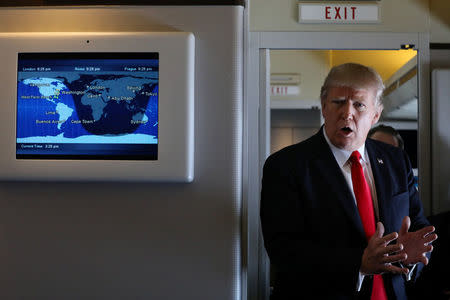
[260,63,437,300]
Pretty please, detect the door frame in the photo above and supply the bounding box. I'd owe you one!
[243,31,431,300]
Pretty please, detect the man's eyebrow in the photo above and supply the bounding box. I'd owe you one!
[352,96,368,101]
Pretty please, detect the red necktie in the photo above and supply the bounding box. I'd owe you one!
[350,151,388,300]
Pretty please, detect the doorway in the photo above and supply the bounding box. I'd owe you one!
[244,32,431,300]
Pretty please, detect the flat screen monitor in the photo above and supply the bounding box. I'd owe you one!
[0,32,194,182]
[17,52,159,160]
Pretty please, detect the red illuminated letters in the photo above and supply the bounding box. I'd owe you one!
[334,7,341,19]
[324,6,357,20]
[325,6,331,19]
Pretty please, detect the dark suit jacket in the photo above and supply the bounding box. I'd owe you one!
[260,128,430,300]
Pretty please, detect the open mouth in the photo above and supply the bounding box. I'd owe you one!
[340,126,353,134]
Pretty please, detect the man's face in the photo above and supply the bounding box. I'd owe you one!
[322,86,382,151]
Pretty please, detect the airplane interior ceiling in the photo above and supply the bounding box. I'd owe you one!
[382,77,417,120]
[382,62,418,121]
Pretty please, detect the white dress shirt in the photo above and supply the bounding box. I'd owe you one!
[322,129,380,221]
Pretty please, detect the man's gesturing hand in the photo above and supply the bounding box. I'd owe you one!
[360,222,409,275]
[397,216,438,265]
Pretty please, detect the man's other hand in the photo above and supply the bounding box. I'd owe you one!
[397,216,438,265]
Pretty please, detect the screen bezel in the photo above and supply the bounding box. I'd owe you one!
[0,32,194,182]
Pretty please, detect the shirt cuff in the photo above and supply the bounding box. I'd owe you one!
[357,272,365,291]
[357,263,416,292]
[399,263,417,281]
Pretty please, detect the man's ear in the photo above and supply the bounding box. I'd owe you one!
[372,106,383,125]
[321,100,326,117]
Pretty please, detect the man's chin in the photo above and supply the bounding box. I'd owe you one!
[331,138,359,151]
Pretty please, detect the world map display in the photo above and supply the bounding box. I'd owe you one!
[16,53,159,159]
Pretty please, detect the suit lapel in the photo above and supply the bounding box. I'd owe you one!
[366,140,393,233]
[311,130,366,240]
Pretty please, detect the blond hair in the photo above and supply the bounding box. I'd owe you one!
[320,63,385,108]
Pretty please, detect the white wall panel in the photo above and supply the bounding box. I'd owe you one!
[432,69,450,214]
[0,6,243,300]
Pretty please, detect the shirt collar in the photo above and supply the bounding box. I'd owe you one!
[322,127,367,168]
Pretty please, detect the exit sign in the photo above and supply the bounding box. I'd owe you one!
[298,3,380,23]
